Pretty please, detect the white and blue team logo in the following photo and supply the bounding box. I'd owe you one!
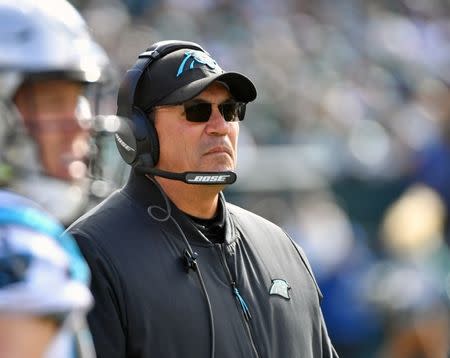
[269,279,291,300]
[176,50,222,77]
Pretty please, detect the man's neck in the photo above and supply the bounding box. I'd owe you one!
[155,177,223,218]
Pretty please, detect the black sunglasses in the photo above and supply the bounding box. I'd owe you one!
[182,100,246,123]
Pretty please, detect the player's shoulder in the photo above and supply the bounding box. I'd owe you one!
[68,189,129,239]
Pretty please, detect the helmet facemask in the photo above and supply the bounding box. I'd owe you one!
[1,80,100,225]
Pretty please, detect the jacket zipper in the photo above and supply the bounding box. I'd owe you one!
[217,245,261,358]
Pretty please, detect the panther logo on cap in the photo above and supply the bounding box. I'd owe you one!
[176,50,222,77]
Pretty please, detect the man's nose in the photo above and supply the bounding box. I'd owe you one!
[205,105,230,135]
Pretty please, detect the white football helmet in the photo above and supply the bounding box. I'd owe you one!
[0,189,94,358]
[0,0,112,225]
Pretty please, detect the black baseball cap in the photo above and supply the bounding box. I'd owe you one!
[134,48,257,112]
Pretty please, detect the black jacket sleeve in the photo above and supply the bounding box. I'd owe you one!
[72,232,127,358]
[290,237,339,357]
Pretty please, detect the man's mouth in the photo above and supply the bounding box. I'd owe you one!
[205,146,232,156]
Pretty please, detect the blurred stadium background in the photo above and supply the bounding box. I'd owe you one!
[72,0,450,356]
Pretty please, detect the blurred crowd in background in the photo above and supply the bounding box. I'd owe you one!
[69,0,450,356]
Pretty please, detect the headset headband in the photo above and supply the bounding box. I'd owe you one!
[117,40,206,119]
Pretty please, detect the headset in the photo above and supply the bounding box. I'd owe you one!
[115,40,236,185]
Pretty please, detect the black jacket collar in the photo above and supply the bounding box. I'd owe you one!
[122,171,237,247]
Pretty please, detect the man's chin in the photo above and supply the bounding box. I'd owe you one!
[200,158,235,173]
[197,165,235,173]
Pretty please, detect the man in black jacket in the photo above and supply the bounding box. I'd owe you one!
[68,40,338,358]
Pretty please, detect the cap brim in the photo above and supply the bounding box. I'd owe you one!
[158,72,257,105]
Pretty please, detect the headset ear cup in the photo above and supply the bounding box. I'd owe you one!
[115,116,138,165]
[115,108,159,168]
[130,107,159,168]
